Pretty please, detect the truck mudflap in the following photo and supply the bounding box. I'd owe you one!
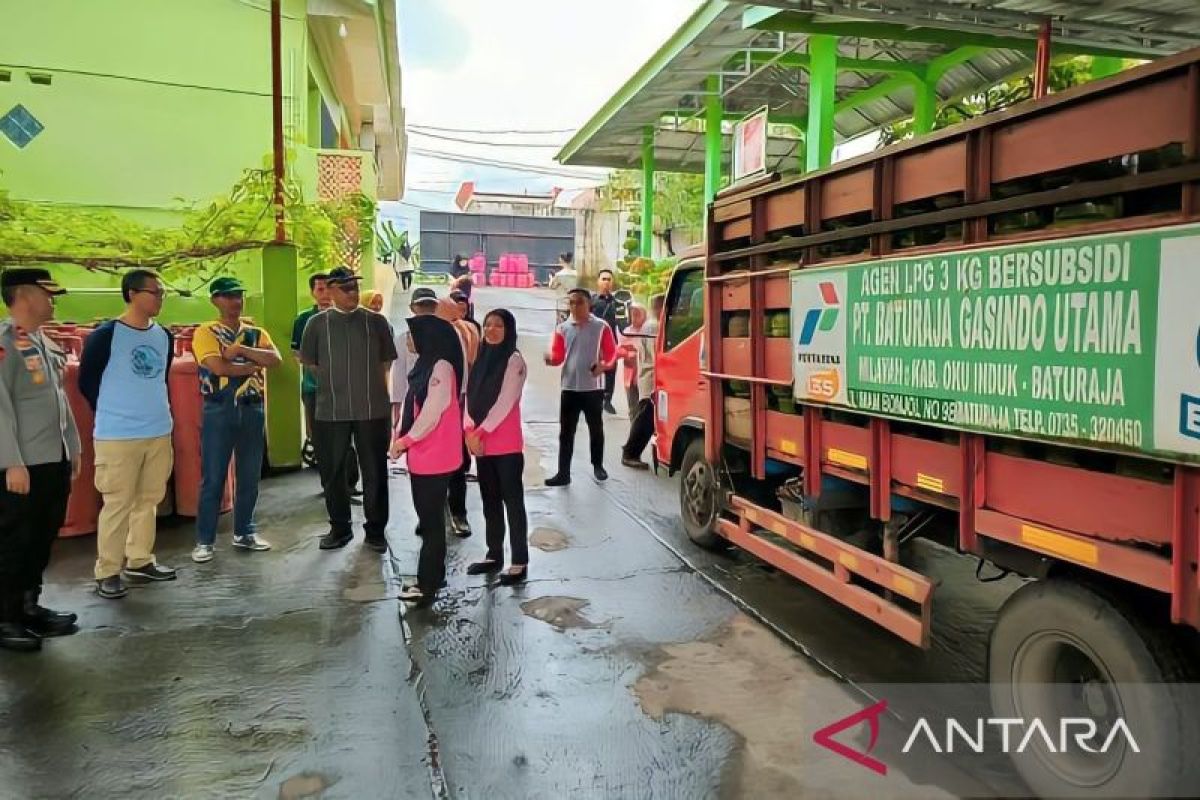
[719,495,934,647]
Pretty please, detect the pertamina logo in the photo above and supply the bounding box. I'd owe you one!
[798,281,840,346]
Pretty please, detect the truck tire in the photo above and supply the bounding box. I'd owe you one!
[679,438,725,550]
[989,579,1200,798]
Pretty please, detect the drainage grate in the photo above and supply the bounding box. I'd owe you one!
[0,104,44,148]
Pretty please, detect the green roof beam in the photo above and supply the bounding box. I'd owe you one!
[745,50,925,77]
[836,46,984,116]
[742,9,1155,61]
[704,75,723,204]
[806,35,838,171]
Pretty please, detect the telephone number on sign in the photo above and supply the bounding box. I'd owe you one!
[1089,416,1144,448]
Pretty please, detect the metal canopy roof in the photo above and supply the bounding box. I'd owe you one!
[557,0,1200,175]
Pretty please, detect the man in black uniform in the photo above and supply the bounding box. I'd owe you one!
[0,269,81,651]
[590,269,621,414]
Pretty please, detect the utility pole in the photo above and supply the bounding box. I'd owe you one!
[270,0,287,242]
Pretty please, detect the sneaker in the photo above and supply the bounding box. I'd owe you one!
[319,529,353,550]
[191,544,215,563]
[96,575,128,599]
[123,562,178,583]
[594,466,609,482]
[545,474,571,487]
[232,535,271,552]
[621,457,650,471]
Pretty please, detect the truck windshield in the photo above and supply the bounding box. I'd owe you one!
[662,265,704,351]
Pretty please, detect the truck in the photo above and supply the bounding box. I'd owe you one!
[652,49,1200,797]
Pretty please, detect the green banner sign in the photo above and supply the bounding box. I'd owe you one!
[792,225,1200,464]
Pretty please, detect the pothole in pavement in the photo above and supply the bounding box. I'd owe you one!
[520,596,600,630]
[529,526,570,552]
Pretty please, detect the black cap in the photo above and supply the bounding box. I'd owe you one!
[410,287,438,306]
[449,290,469,303]
[326,266,361,286]
[1,268,66,296]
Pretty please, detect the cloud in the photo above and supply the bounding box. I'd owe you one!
[398,0,702,190]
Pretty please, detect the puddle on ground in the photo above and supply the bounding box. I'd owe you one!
[342,583,390,603]
[520,596,597,630]
[632,613,843,798]
[529,527,569,552]
[278,771,333,799]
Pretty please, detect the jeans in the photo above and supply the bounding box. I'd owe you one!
[477,453,528,566]
[313,418,390,539]
[0,458,71,619]
[196,396,266,546]
[412,472,451,592]
[558,390,605,476]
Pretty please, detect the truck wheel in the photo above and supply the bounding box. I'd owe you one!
[989,579,1200,798]
[679,438,725,550]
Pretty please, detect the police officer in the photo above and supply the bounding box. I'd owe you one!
[0,268,81,652]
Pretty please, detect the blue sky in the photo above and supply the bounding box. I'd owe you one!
[384,0,701,228]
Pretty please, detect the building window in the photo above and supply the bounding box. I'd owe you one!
[0,104,44,149]
[320,101,337,149]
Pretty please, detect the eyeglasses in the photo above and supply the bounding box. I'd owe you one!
[134,288,167,298]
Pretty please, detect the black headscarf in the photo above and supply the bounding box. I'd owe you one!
[401,315,465,436]
[466,309,518,424]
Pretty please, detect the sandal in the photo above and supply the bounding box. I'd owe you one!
[466,560,502,575]
[498,566,528,586]
[399,584,429,604]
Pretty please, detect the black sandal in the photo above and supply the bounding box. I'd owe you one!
[498,566,528,586]
[466,560,501,575]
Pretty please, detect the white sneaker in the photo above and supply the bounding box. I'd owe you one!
[232,535,271,552]
[191,544,215,563]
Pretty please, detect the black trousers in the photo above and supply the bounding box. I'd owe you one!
[313,418,390,539]
[0,459,71,621]
[603,368,617,406]
[558,390,605,476]
[303,394,359,490]
[400,272,413,290]
[411,472,451,592]
[477,453,528,565]
[623,398,656,461]
[447,442,470,519]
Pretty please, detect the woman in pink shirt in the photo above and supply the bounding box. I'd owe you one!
[463,309,529,584]
[390,315,464,605]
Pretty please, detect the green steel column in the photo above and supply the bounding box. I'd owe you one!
[261,243,301,469]
[704,75,723,205]
[640,127,656,258]
[913,77,937,135]
[806,35,838,171]
[1091,56,1124,79]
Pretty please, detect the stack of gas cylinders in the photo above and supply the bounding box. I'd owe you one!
[467,253,488,287]
[42,323,234,538]
[488,253,535,289]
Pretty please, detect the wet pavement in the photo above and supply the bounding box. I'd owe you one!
[1,286,1026,798]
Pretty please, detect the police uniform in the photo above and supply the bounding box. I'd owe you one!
[0,269,80,650]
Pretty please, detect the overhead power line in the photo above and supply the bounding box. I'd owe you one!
[409,147,606,181]
[409,123,578,135]
[409,130,564,149]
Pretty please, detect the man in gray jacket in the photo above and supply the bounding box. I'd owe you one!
[0,269,81,652]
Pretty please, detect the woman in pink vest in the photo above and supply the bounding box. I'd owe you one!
[390,315,464,605]
[463,309,529,584]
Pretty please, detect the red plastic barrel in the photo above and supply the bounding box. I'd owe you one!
[168,353,233,518]
[59,357,101,537]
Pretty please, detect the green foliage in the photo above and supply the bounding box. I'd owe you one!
[601,169,706,255]
[0,150,376,296]
[879,57,1104,147]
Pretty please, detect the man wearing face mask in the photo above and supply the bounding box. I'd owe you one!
[300,267,398,553]
[0,269,81,650]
